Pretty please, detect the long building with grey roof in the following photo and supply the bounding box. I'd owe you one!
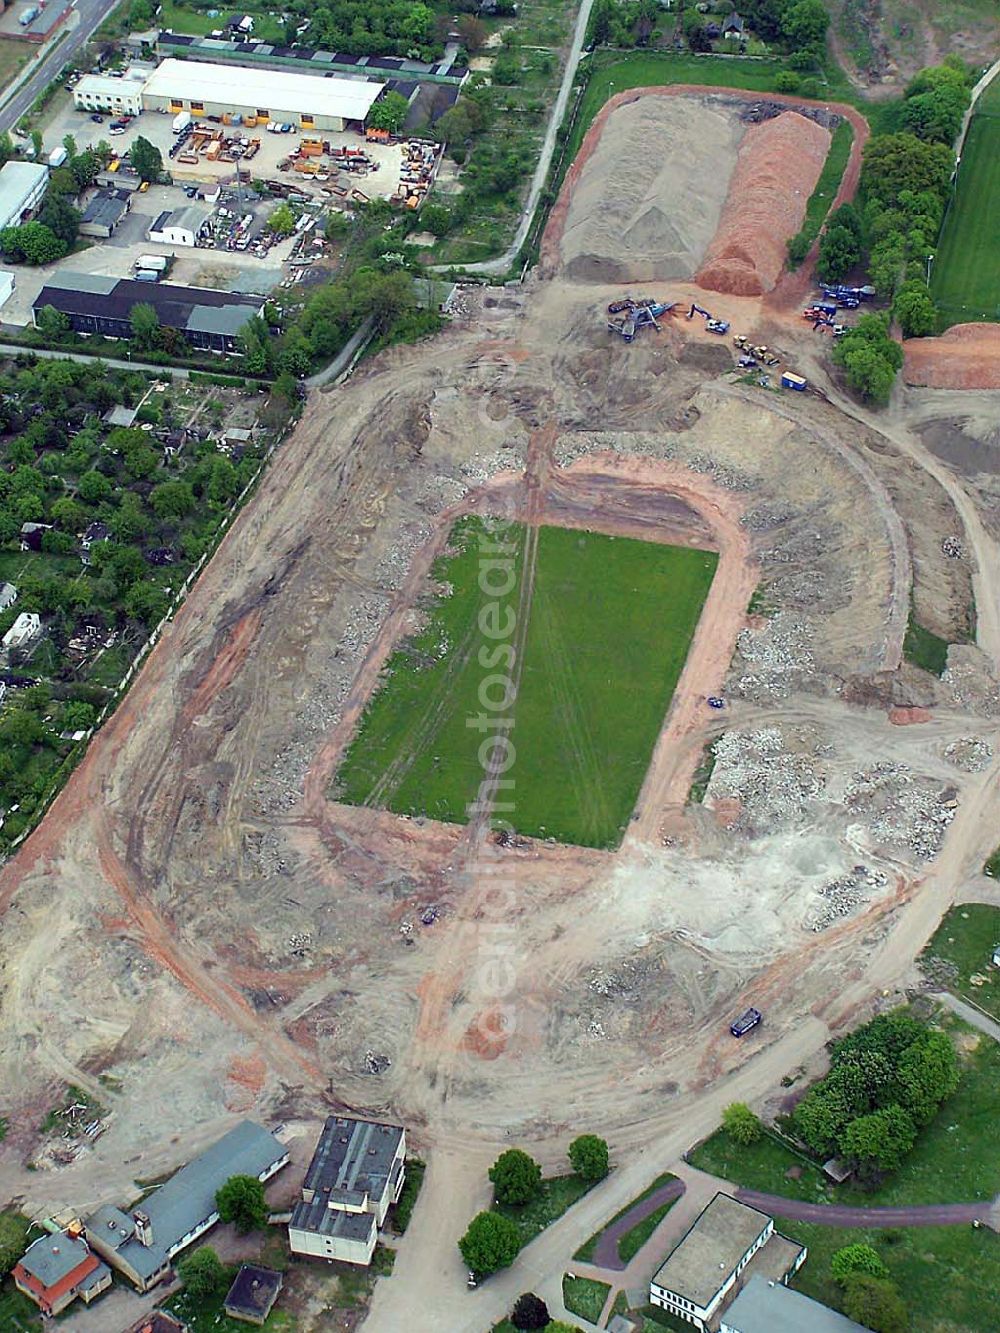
[85,1120,288,1291]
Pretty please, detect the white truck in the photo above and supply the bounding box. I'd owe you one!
[172,110,192,134]
[48,145,68,168]
[134,254,168,272]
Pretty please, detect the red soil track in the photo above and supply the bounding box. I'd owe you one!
[542,86,870,307]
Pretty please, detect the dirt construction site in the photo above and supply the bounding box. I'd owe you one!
[2,86,1000,1329]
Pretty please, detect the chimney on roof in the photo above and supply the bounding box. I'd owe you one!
[133,1210,153,1248]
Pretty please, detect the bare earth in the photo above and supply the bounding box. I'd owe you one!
[1,86,1000,1333]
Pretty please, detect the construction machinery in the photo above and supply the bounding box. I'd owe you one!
[687,303,711,320]
[706,317,730,334]
[607,299,675,341]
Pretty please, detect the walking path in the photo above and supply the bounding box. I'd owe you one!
[590,1177,686,1270]
[933,990,1000,1044]
[736,1189,988,1227]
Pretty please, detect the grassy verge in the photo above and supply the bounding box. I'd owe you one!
[389,1158,426,1234]
[689,1129,829,1202]
[687,742,717,805]
[618,1193,681,1264]
[336,520,717,848]
[903,609,950,676]
[164,1269,296,1332]
[787,119,854,266]
[985,849,1000,879]
[563,1274,610,1323]
[496,1174,594,1245]
[921,905,1000,1020]
[0,1282,40,1330]
[574,1171,678,1262]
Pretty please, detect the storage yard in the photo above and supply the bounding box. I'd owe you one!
[1,85,1000,1333]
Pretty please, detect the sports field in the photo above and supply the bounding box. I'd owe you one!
[335,518,718,848]
[931,107,1000,326]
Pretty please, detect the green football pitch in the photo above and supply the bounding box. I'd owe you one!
[334,518,717,848]
[932,107,1000,326]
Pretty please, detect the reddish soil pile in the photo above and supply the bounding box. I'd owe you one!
[697,112,831,297]
[888,706,932,725]
[903,323,1000,389]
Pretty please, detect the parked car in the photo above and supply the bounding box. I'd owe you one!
[730,1007,762,1038]
[90,113,104,122]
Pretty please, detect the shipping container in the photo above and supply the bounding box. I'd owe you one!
[781,372,808,391]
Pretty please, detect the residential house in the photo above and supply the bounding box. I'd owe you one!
[19,521,52,551]
[649,1193,806,1330]
[223,1264,283,1325]
[13,1230,112,1316]
[122,1312,189,1333]
[80,520,112,566]
[722,11,744,37]
[2,611,41,649]
[0,581,17,611]
[288,1115,406,1266]
[721,1275,869,1333]
[85,1120,289,1292]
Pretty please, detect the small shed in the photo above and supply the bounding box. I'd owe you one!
[822,1156,854,1184]
[991,946,1000,968]
[79,189,132,239]
[104,404,138,429]
[0,582,17,611]
[223,1265,283,1325]
[722,11,744,36]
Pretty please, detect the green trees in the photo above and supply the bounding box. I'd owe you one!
[842,1275,908,1333]
[568,1134,609,1181]
[511,1292,550,1329]
[37,194,80,250]
[368,91,410,134]
[34,304,72,340]
[130,302,161,352]
[129,136,163,183]
[1,222,66,265]
[791,1010,959,1182]
[459,1211,521,1276]
[816,204,863,283]
[832,313,904,406]
[151,481,196,519]
[177,1245,225,1298]
[831,1243,889,1282]
[781,0,829,54]
[267,202,296,237]
[489,1149,542,1206]
[0,1212,30,1278]
[901,62,973,146]
[893,280,937,337]
[722,1102,763,1146]
[216,1174,269,1233]
[861,134,954,205]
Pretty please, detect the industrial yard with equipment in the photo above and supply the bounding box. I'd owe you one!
[1,12,1000,1333]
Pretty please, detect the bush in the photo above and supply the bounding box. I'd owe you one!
[832,1243,890,1282]
[799,76,820,98]
[842,1274,908,1333]
[490,1148,542,1206]
[775,71,801,93]
[459,1211,521,1276]
[511,1291,550,1329]
[787,229,811,264]
[215,1175,268,1233]
[568,1134,609,1181]
[722,1102,763,1146]
[177,1246,224,1299]
[893,279,936,337]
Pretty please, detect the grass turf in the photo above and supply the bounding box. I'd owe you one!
[932,110,1000,327]
[336,519,717,848]
[903,609,950,676]
[789,119,855,264]
[574,1171,680,1263]
[495,1174,594,1245]
[921,905,1000,1021]
[563,1274,611,1323]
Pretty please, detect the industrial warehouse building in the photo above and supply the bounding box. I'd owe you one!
[142,58,385,131]
[0,161,48,232]
[73,70,147,116]
[32,271,266,353]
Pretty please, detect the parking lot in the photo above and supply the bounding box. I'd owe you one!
[49,91,407,202]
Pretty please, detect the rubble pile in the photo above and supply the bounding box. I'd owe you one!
[244,829,291,878]
[942,648,1000,717]
[553,429,679,468]
[941,535,964,559]
[741,500,794,531]
[845,762,957,860]
[374,523,432,592]
[587,956,650,1001]
[363,1050,392,1075]
[732,612,816,700]
[709,726,825,829]
[943,736,993,772]
[687,451,756,491]
[806,864,887,931]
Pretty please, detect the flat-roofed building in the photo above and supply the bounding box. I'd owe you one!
[289,1116,406,1266]
[0,161,47,231]
[73,71,148,115]
[721,1275,870,1333]
[141,57,384,131]
[649,1193,806,1330]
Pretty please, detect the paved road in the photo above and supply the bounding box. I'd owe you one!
[433,0,597,277]
[934,990,1000,1043]
[0,338,190,376]
[737,1189,987,1227]
[591,1177,686,1270]
[0,0,122,136]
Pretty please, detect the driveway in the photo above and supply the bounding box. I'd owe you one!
[933,990,1000,1044]
[736,1190,988,1227]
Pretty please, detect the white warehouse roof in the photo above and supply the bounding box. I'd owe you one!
[0,161,47,214]
[143,58,384,121]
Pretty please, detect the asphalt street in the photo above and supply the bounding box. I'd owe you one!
[0,0,122,136]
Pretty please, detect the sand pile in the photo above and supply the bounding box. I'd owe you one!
[904,323,1000,389]
[697,111,831,297]
[559,96,743,283]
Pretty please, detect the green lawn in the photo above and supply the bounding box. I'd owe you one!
[164,1276,296,1333]
[931,110,1000,326]
[921,905,1000,1021]
[157,0,285,42]
[690,1016,1000,1207]
[618,1194,680,1264]
[336,520,717,848]
[0,1283,40,1331]
[689,1129,830,1202]
[574,1171,680,1263]
[495,1174,594,1245]
[903,610,950,675]
[563,1274,610,1323]
[782,1218,1000,1333]
[0,38,28,98]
